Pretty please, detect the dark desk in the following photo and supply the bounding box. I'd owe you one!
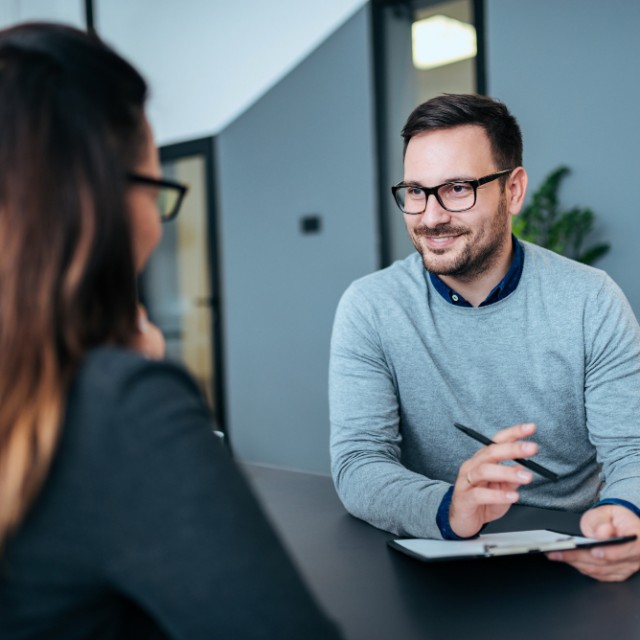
[244,464,640,640]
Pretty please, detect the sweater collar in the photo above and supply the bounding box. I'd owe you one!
[428,235,524,307]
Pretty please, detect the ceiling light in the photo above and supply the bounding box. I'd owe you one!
[412,15,477,70]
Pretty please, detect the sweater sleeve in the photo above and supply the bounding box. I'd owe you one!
[101,360,342,640]
[329,285,450,539]
[584,276,640,508]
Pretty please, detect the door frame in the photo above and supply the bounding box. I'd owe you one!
[159,136,228,437]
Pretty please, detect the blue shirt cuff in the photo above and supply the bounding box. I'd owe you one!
[436,486,481,540]
[591,498,640,518]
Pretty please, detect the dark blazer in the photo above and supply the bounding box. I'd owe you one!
[0,347,342,639]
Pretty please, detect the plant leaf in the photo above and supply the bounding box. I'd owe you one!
[514,166,608,265]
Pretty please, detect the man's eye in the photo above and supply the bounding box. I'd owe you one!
[407,187,424,198]
[445,182,473,197]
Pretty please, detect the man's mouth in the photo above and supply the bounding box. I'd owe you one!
[418,230,466,249]
[428,235,457,243]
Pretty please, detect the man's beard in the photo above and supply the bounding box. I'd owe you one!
[411,197,510,281]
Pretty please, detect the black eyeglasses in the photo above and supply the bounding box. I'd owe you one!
[391,169,514,214]
[127,172,189,222]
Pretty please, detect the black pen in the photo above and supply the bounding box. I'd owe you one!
[453,422,560,481]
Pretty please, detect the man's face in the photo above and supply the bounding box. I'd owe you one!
[403,125,516,281]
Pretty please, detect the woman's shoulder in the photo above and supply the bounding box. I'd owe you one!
[64,346,211,455]
[73,346,201,401]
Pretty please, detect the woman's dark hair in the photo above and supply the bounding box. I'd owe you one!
[0,22,148,547]
[401,93,523,170]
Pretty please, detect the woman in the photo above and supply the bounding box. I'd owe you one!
[0,23,342,639]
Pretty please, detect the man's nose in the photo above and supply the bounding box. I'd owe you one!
[419,193,452,227]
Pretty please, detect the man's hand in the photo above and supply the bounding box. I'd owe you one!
[547,505,640,582]
[130,305,165,360]
[449,422,538,538]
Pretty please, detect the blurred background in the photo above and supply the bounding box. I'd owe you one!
[2,0,638,474]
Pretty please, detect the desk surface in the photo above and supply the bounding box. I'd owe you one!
[244,464,640,640]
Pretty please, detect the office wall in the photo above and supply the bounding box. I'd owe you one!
[487,0,640,315]
[0,1,369,144]
[97,0,368,144]
[216,7,378,472]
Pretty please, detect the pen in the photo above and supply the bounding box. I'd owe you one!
[453,422,560,481]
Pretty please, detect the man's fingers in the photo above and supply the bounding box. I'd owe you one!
[594,521,616,539]
[491,422,536,444]
[580,506,612,537]
[547,550,640,582]
[548,548,604,565]
[570,560,637,582]
[548,536,639,568]
[462,462,532,487]
[472,440,539,466]
[462,486,520,505]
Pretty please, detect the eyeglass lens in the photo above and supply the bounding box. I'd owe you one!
[157,187,180,220]
[395,182,475,214]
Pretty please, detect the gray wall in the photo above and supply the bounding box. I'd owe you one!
[95,0,368,143]
[216,7,378,473]
[487,0,640,314]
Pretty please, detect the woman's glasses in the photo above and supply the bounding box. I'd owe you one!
[127,173,189,222]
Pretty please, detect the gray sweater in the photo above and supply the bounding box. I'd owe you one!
[329,242,640,539]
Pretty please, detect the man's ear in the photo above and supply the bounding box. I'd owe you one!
[506,167,528,216]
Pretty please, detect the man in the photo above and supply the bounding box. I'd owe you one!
[329,94,640,581]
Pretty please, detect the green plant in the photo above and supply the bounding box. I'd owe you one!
[512,166,610,265]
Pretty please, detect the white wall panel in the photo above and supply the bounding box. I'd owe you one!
[97,0,368,144]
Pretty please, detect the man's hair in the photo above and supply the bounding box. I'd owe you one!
[401,93,523,169]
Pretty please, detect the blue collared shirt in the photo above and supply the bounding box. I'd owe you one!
[429,235,524,307]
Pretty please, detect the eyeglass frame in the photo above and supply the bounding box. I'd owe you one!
[391,168,514,214]
[127,172,189,222]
